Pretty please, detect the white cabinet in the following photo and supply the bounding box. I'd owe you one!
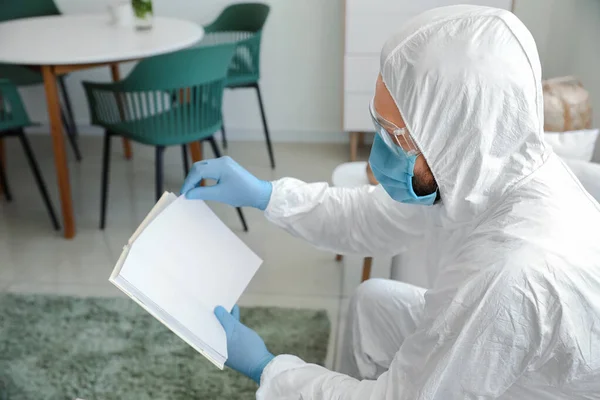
[344,56,379,94]
[343,0,514,159]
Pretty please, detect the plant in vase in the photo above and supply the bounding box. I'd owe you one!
[132,0,153,29]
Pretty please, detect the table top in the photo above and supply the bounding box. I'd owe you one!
[0,15,204,65]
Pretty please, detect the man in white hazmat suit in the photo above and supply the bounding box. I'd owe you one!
[180,5,600,399]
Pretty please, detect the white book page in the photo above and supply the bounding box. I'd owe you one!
[128,192,177,245]
[111,273,225,368]
[119,195,262,360]
[110,193,177,282]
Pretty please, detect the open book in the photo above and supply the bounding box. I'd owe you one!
[110,192,262,369]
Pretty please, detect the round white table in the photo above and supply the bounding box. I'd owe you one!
[0,15,204,238]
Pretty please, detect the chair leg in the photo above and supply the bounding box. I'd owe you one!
[0,143,12,202]
[100,131,112,230]
[361,257,373,282]
[204,137,248,232]
[182,145,190,177]
[236,207,248,232]
[207,136,221,158]
[60,108,82,162]
[58,76,78,139]
[207,136,221,159]
[254,83,275,169]
[58,76,82,161]
[155,146,165,202]
[221,113,228,149]
[0,137,7,200]
[17,130,60,230]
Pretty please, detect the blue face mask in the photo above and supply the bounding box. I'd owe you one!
[369,135,437,205]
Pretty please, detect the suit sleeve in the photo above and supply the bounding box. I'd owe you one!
[264,178,428,256]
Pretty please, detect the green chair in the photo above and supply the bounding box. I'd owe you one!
[83,43,248,231]
[0,79,60,230]
[0,0,82,161]
[203,3,275,168]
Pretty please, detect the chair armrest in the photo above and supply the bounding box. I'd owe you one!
[82,80,127,93]
[0,79,32,129]
[82,80,129,126]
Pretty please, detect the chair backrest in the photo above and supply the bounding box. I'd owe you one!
[204,3,270,33]
[83,43,237,146]
[0,0,60,22]
[0,79,31,132]
[123,43,237,92]
[203,3,270,84]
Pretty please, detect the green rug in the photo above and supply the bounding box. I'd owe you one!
[0,294,330,400]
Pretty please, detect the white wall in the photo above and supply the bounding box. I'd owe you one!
[18,0,600,144]
[516,0,600,119]
[515,0,600,159]
[544,0,600,130]
[20,0,345,142]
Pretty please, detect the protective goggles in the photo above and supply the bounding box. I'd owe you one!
[369,99,420,157]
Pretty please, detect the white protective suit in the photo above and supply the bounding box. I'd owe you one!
[258,5,600,400]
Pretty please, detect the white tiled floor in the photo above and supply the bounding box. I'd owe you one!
[0,135,370,370]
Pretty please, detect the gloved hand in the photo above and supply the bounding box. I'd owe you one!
[215,305,275,384]
[180,156,273,210]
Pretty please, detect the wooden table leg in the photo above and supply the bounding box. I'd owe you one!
[184,90,201,163]
[361,257,373,282]
[358,131,366,147]
[350,131,359,161]
[109,64,133,160]
[188,142,204,186]
[42,65,75,238]
[182,90,204,186]
[188,142,203,163]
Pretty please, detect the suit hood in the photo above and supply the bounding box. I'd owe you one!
[380,5,551,224]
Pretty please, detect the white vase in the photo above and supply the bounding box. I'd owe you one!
[133,0,153,30]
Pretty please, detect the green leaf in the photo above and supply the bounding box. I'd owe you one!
[132,0,153,18]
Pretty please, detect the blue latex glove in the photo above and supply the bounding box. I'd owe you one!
[215,305,275,384]
[180,156,273,210]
